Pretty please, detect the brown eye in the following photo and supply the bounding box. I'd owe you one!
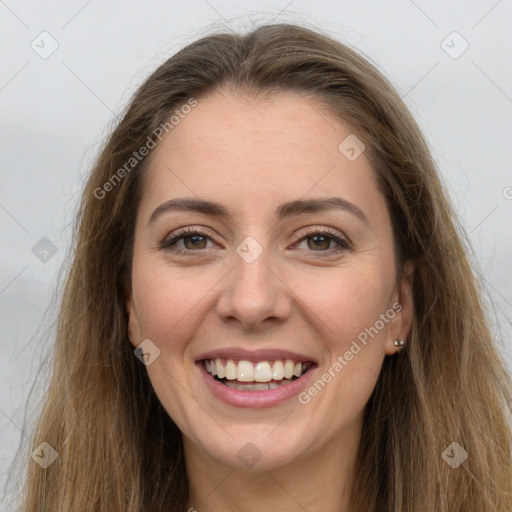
[160,229,216,254]
[306,234,333,251]
[295,229,351,254]
[183,234,208,250]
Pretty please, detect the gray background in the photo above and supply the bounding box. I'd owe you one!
[1,0,511,507]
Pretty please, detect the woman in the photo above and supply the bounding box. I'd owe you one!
[21,23,512,511]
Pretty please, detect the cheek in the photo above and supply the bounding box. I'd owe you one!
[130,261,222,418]
[290,264,391,349]
[130,257,224,353]
[292,269,388,418]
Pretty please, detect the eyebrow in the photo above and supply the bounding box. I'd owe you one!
[148,196,369,226]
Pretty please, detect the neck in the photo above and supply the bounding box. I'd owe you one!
[184,424,361,512]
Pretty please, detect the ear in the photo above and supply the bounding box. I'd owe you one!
[385,260,414,355]
[125,286,142,349]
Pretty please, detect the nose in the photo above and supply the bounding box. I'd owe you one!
[215,247,292,331]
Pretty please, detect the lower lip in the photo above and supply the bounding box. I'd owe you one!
[197,362,317,409]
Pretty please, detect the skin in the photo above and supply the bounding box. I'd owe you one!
[126,89,414,512]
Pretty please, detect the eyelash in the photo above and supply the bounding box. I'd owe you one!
[159,226,351,256]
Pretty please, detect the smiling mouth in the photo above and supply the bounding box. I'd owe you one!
[203,358,314,391]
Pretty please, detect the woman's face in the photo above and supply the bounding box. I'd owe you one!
[126,90,413,471]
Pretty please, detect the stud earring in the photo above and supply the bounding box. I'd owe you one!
[393,339,405,349]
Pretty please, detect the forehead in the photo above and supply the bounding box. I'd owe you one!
[139,90,384,222]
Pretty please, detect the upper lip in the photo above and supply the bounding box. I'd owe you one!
[195,348,317,364]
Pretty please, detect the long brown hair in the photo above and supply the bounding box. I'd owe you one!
[17,22,512,511]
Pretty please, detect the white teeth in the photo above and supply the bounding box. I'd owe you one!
[237,360,254,382]
[272,360,284,380]
[225,359,237,380]
[284,360,295,379]
[254,361,272,382]
[216,358,225,379]
[205,358,311,384]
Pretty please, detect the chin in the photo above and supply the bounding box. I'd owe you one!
[186,420,312,471]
